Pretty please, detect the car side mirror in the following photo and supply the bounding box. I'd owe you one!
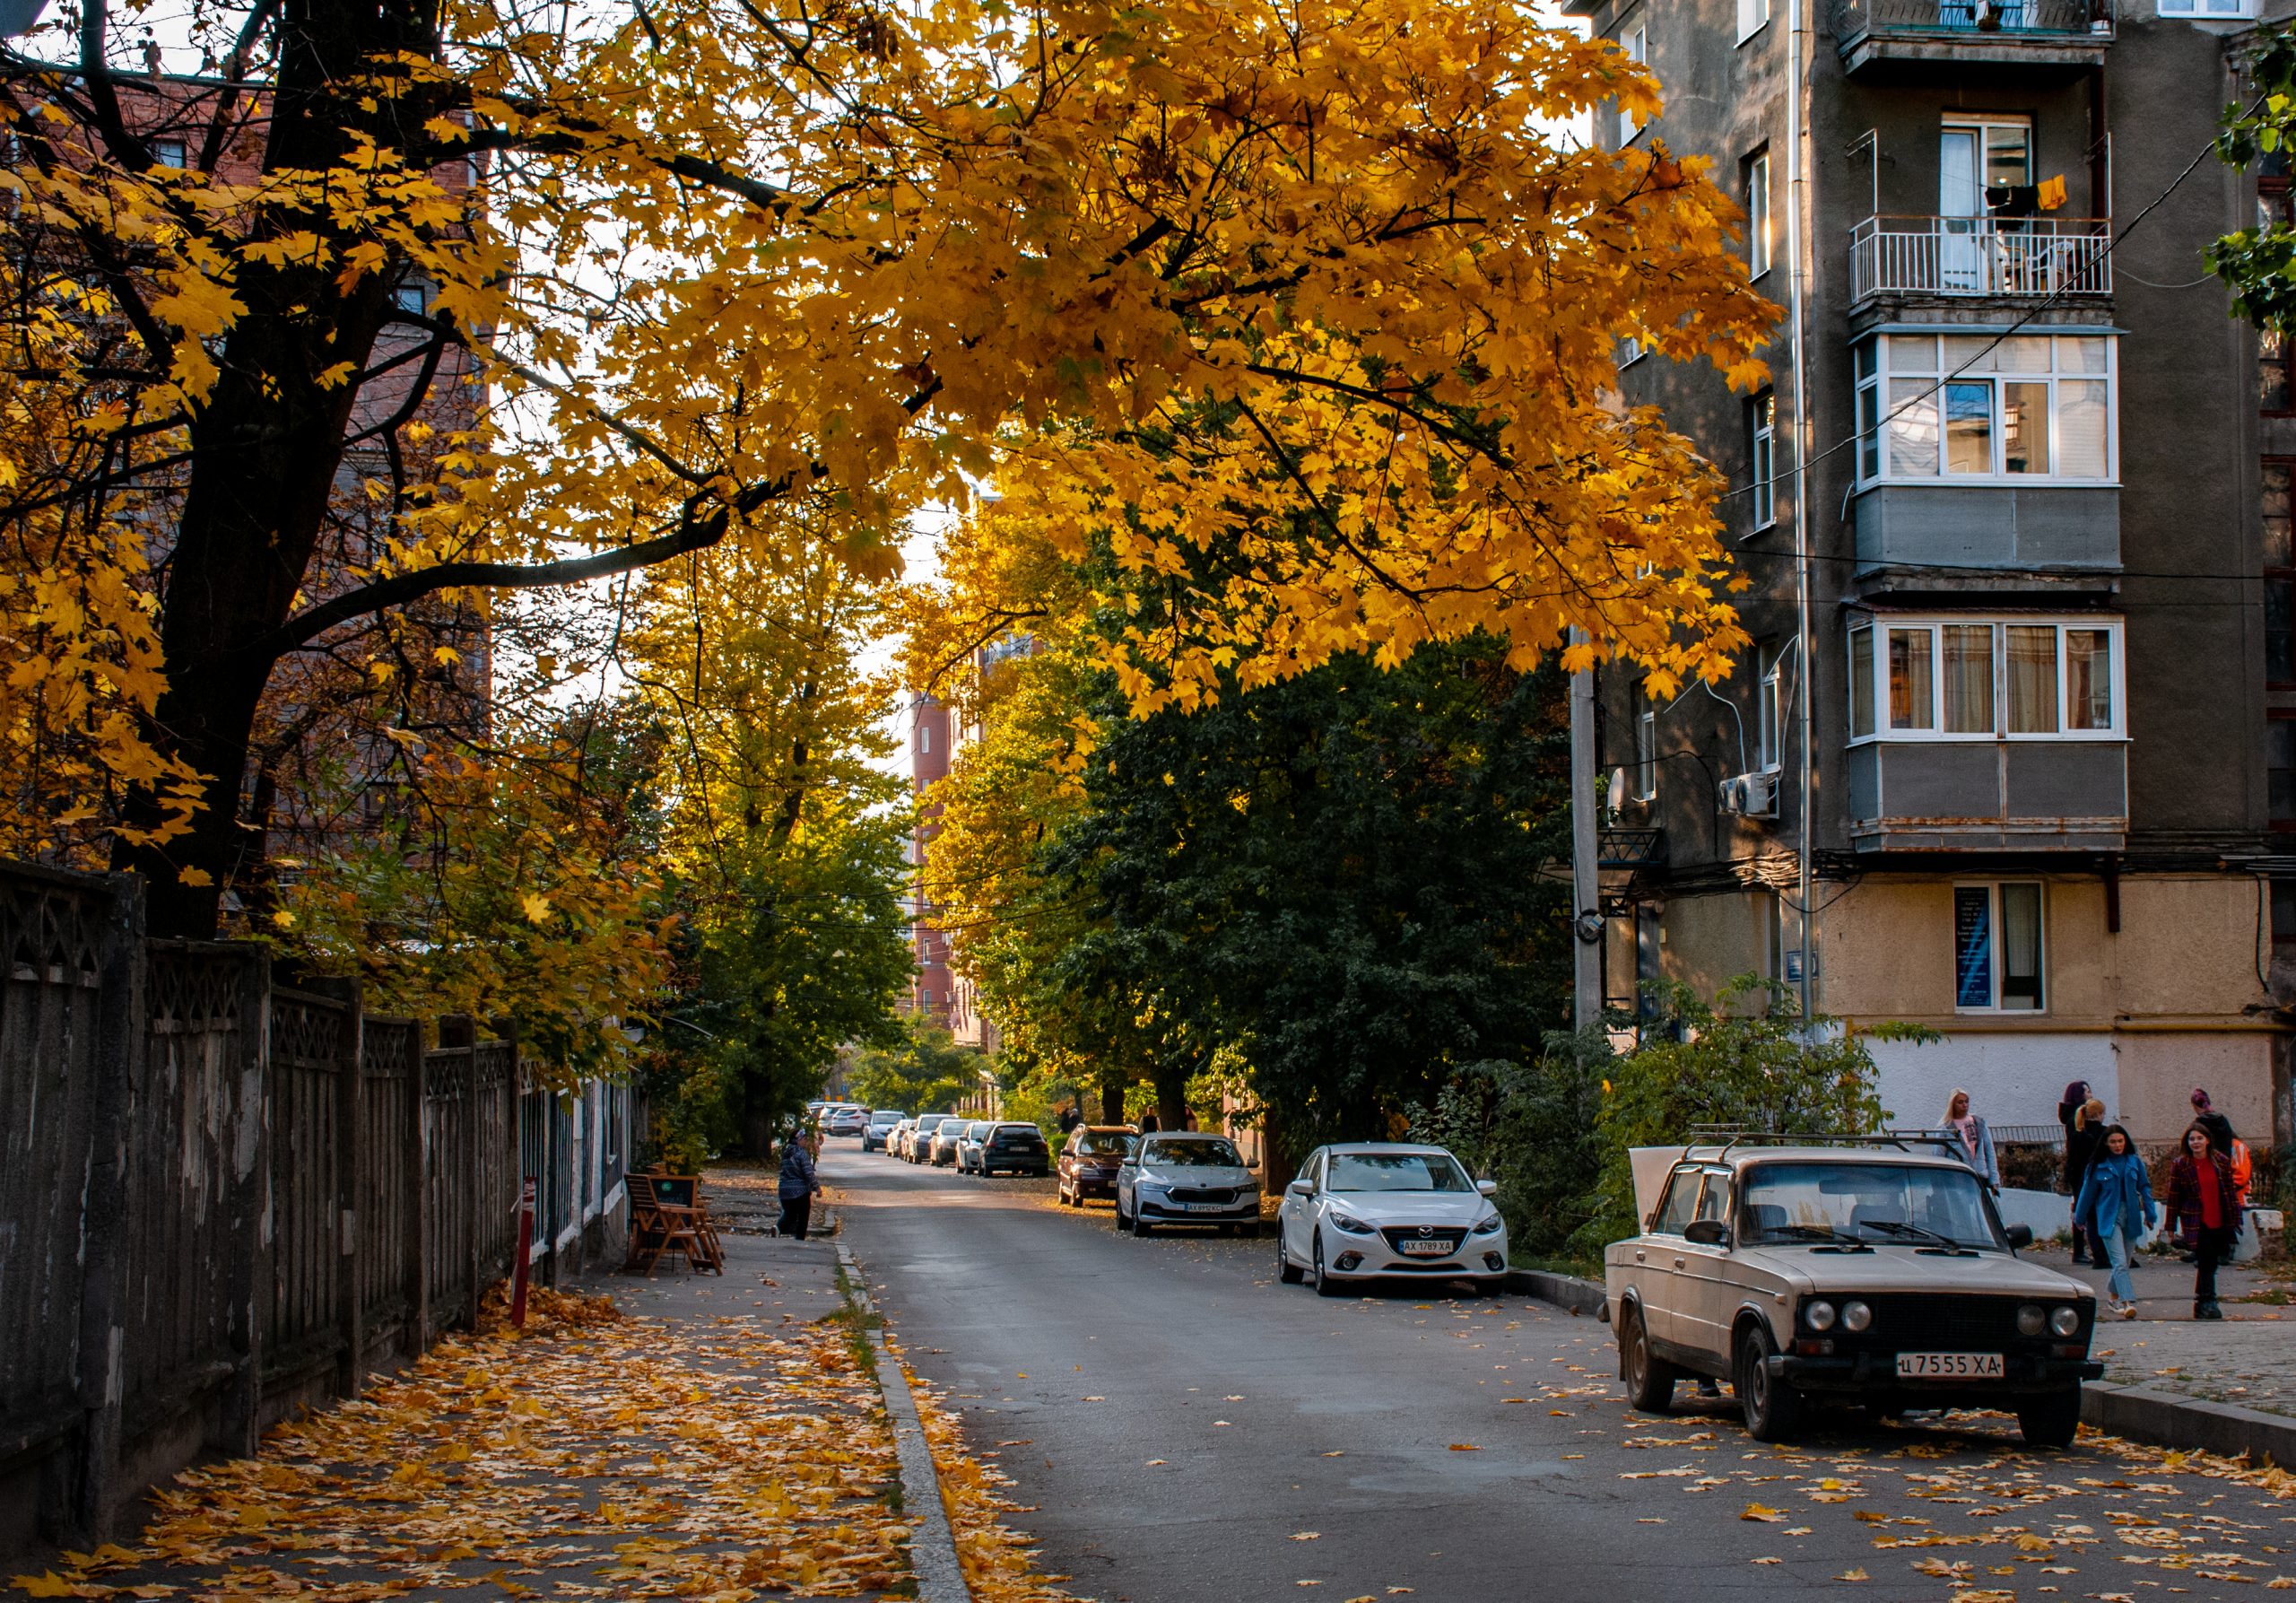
[2005,1224,2034,1250]
[1285,1179,1312,1198]
[1475,1179,1498,1197]
[1683,1218,1731,1248]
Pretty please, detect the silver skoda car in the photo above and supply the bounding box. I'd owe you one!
[1114,1133,1262,1235]
[1275,1144,1508,1296]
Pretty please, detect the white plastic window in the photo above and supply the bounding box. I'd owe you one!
[1849,617,2120,742]
[1855,333,2115,484]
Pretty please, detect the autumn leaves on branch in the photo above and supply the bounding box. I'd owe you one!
[1,0,1771,1056]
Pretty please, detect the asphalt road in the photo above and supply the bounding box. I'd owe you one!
[827,1142,2296,1603]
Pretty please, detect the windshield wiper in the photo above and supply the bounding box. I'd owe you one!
[1761,1223,1872,1250]
[1856,1218,1979,1255]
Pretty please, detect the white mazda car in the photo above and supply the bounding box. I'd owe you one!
[1274,1144,1508,1296]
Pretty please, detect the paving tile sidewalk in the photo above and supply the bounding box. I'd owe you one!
[12,1233,913,1602]
[2022,1242,2296,1420]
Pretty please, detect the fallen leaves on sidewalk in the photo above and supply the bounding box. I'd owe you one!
[12,1285,915,1600]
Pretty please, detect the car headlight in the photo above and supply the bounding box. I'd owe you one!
[2016,1303,2046,1337]
[2049,1304,2083,1338]
[1804,1299,1837,1332]
[1331,1213,1378,1235]
[1841,1300,1873,1333]
[1470,1211,1505,1235]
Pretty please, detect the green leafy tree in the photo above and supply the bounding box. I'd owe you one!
[1048,637,1574,1149]
[1570,976,1930,1256]
[1406,1032,1611,1264]
[845,1024,988,1118]
[2212,29,2296,329]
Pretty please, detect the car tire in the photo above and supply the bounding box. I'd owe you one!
[1115,1195,1130,1230]
[1736,1321,1804,1443]
[1132,1207,1154,1238]
[1313,1232,1345,1298]
[1619,1306,1679,1414]
[1276,1230,1304,1284]
[2017,1388,2083,1450]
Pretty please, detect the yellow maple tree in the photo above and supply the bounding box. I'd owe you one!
[3,0,1766,935]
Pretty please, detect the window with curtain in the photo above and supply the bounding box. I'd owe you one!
[1954,883,2046,1012]
[1852,617,2120,741]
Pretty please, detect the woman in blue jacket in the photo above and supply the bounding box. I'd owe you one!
[2074,1124,2158,1319]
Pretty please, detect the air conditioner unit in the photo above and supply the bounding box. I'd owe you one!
[1718,771,1781,819]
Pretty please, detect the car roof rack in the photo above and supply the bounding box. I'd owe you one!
[1685,1127,1960,1160]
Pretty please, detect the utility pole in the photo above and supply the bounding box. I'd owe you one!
[1570,642,1603,1032]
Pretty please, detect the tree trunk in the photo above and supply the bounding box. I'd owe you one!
[1154,1068,1188,1136]
[109,1,441,937]
[1099,1067,1126,1125]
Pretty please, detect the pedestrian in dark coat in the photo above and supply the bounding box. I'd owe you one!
[2061,1088,2106,1265]
[778,1131,821,1240]
[2189,1088,2238,1164]
[2165,1122,2243,1320]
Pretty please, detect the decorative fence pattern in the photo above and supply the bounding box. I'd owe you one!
[0,860,632,1555]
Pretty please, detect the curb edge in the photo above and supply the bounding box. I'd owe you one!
[835,1243,970,1603]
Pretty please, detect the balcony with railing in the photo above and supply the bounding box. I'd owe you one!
[1849,215,2111,306]
[1831,0,2113,73]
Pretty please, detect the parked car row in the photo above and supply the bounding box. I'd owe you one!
[876,1112,1053,1176]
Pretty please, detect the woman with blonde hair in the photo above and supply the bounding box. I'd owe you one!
[1944,1088,1999,1189]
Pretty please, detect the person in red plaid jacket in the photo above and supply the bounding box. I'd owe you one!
[2166,1124,2244,1321]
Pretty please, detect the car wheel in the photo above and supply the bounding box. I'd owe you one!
[1132,1207,1154,1238]
[1735,1321,1803,1443]
[1276,1229,1304,1285]
[1619,1306,1679,1414]
[1313,1232,1345,1298]
[1115,1194,1130,1230]
[2017,1388,2083,1450]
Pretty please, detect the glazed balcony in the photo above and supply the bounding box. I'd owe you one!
[1831,0,2113,75]
[1847,741,2126,853]
[1850,215,2111,306]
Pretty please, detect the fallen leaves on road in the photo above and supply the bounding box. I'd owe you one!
[904,1359,1078,1603]
[1446,1443,1481,1452]
[1741,1503,1785,1522]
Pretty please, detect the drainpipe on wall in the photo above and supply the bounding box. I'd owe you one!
[1787,0,1818,1022]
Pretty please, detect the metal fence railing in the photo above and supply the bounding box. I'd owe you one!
[1833,0,2114,40]
[1850,214,2112,301]
[0,858,629,1559]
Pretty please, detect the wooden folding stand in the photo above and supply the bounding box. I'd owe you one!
[622,1171,723,1276]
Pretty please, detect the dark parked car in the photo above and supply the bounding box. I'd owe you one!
[862,1110,908,1154]
[1058,1126,1139,1205]
[978,1122,1051,1177]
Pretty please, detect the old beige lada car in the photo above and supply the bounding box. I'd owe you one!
[1605,1137,2101,1446]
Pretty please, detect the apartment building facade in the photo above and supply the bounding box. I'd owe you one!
[1582,0,2295,1143]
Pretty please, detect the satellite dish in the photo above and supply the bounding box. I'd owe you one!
[0,0,49,36]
